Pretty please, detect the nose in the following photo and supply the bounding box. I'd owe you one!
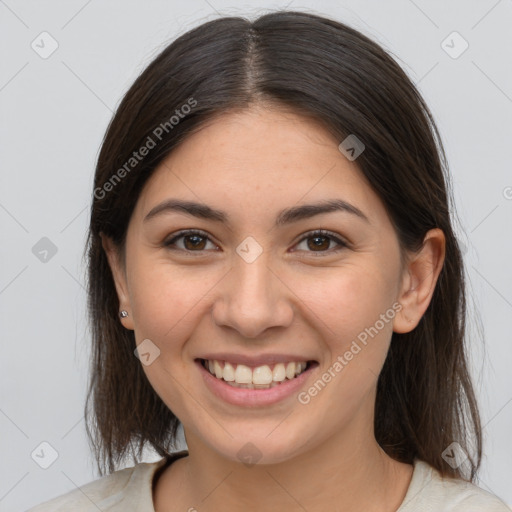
[211,250,294,339]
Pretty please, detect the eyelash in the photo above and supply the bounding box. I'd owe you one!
[163,229,348,256]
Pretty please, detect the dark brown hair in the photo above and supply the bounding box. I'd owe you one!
[85,10,482,479]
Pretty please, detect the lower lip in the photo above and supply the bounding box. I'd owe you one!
[196,360,317,407]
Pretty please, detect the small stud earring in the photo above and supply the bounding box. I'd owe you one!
[119,310,129,318]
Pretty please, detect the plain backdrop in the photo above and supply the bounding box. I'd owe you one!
[1,0,511,510]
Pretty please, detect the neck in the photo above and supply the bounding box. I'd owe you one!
[154,418,413,511]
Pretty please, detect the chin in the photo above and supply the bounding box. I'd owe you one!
[198,424,316,466]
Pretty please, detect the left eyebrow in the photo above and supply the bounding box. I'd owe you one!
[143,198,370,226]
[275,199,370,226]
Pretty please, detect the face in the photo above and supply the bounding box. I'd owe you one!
[106,106,418,465]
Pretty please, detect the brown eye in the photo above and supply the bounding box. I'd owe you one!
[307,235,330,251]
[164,230,216,252]
[183,234,207,250]
[294,230,348,254]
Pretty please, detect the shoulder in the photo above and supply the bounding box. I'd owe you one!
[26,458,168,512]
[398,459,511,512]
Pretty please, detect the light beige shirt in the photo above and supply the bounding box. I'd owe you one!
[28,452,511,511]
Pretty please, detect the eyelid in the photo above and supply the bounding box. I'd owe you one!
[163,228,348,254]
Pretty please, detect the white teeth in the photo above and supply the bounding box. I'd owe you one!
[234,364,252,384]
[272,363,286,382]
[285,362,296,380]
[223,362,235,381]
[213,360,223,379]
[203,359,309,387]
[252,365,273,385]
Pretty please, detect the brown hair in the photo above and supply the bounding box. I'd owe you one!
[85,10,482,479]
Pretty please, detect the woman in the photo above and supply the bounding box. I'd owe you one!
[29,10,510,511]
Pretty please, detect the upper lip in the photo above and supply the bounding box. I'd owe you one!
[196,353,316,367]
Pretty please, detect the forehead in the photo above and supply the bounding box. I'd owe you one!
[134,107,388,226]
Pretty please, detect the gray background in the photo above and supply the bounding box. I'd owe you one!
[1,0,511,510]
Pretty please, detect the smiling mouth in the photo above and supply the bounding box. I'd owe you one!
[198,358,317,389]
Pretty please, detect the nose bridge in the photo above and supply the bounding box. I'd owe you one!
[212,240,293,338]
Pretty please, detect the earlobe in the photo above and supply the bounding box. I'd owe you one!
[100,232,135,330]
[393,228,446,334]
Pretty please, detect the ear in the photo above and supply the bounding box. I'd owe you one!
[100,232,134,330]
[393,228,446,333]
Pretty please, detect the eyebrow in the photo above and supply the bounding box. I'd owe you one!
[143,198,370,226]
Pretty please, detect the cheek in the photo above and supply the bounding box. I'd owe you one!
[294,264,396,407]
[297,265,393,343]
[126,258,210,417]
[127,255,219,350]
[292,273,393,423]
